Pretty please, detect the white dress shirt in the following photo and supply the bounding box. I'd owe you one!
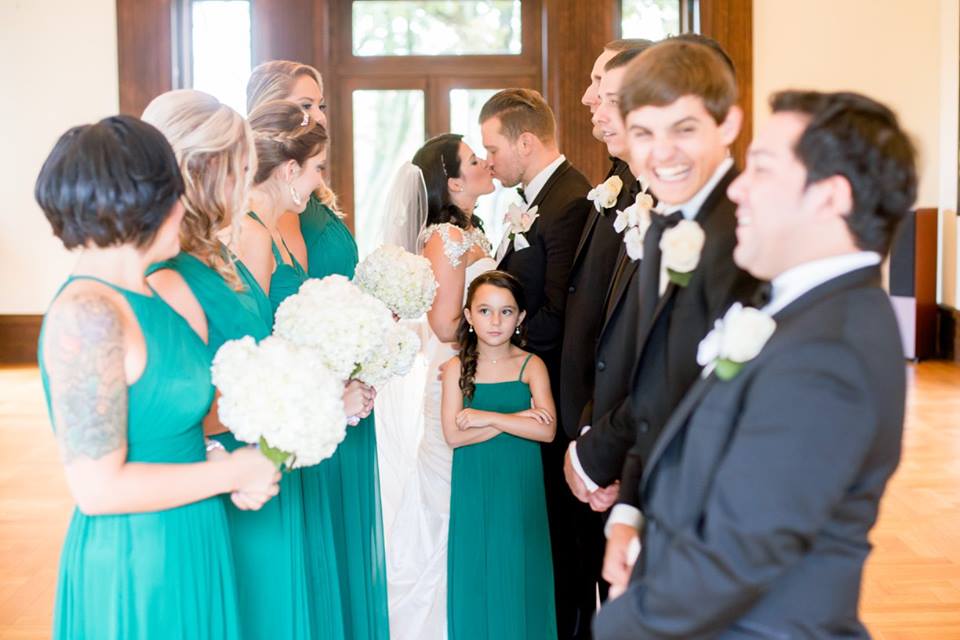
[495,154,567,261]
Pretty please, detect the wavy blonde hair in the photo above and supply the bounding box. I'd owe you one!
[247,59,341,215]
[143,89,256,289]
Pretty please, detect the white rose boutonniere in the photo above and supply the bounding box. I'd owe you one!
[660,219,705,286]
[587,175,624,212]
[503,203,539,251]
[614,191,655,261]
[697,303,777,380]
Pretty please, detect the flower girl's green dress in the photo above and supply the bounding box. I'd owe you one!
[447,355,558,640]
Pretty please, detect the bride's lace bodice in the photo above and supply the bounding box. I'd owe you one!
[419,223,493,269]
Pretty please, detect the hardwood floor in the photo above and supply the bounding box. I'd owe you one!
[0,362,958,638]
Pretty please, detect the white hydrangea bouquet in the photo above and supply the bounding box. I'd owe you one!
[211,335,348,469]
[274,274,420,386]
[354,244,438,319]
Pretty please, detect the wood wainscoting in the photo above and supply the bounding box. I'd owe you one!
[0,316,42,365]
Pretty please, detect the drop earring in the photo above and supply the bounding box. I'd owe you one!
[468,325,474,333]
[289,183,303,207]
[515,326,520,335]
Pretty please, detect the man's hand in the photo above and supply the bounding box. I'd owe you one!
[588,481,619,512]
[603,523,640,599]
[563,446,591,502]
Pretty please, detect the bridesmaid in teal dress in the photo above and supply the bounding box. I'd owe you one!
[440,272,558,640]
[142,90,315,639]
[247,98,375,639]
[248,60,390,639]
[35,116,279,639]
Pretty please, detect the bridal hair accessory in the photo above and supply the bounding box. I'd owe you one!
[300,111,310,127]
[290,183,304,207]
[440,154,449,177]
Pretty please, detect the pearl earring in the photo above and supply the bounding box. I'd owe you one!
[289,183,303,206]
[515,326,520,335]
[468,325,474,333]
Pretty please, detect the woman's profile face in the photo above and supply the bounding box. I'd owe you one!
[455,142,495,198]
[289,146,328,214]
[287,74,327,128]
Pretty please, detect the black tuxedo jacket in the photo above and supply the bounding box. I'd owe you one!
[594,265,904,638]
[499,158,591,385]
[558,159,635,439]
[576,167,760,486]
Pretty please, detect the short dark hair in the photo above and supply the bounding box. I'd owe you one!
[619,40,737,124]
[35,115,184,250]
[604,41,653,72]
[668,33,736,78]
[771,90,918,255]
[605,38,652,53]
[412,133,483,231]
[479,88,556,143]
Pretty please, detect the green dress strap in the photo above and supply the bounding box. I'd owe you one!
[518,353,534,381]
[248,212,309,312]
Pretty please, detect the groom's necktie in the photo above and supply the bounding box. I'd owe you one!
[635,210,684,343]
[516,186,528,205]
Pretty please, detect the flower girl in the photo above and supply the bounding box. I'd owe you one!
[440,270,558,640]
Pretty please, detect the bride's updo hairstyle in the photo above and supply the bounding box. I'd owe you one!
[142,89,255,288]
[412,133,484,231]
[456,270,527,401]
[247,59,341,214]
[247,100,328,187]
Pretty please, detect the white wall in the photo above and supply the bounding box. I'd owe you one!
[754,0,959,306]
[0,0,119,314]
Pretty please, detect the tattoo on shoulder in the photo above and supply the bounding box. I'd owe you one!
[45,293,128,462]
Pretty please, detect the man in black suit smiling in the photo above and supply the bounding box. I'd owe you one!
[594,90,917,638]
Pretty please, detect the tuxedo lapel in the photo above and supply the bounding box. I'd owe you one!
[572,207,601,269]
[641,263,884,492]
[498,160,571,267]
[600,251,639,332]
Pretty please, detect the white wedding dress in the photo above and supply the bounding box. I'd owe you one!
[378,223,496,640]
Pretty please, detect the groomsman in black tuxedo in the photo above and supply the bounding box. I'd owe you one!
[551,39,651,639]
[479,88,592,638]
[595,90,917,638]
[564,40,759,518]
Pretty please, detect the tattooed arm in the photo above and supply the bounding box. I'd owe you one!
[43,288,280,515]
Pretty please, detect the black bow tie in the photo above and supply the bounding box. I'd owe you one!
[516,186,528,205]
[651,210,684,230]
[751,282,774,309]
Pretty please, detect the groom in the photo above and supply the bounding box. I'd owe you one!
[594,89,917,638]
[480,88,591,638]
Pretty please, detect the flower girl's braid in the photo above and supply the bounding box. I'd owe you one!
[456,315,480,402]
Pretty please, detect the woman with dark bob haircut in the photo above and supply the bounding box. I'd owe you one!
[35,115,279,640]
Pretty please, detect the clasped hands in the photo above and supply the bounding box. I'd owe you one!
[343,379,376,426]
[562,446,619,512]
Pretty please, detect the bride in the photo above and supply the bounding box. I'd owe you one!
[377,133,497,639]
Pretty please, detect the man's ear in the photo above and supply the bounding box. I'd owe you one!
[517,131,537,157]
[809,174,854,222]
[718,105,743,148]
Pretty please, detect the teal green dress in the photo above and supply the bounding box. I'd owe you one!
[149,251,315,640]
[447,355,558,640]
[300,196,390,639]
[251,211,346,639]
[39,275,239,640]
